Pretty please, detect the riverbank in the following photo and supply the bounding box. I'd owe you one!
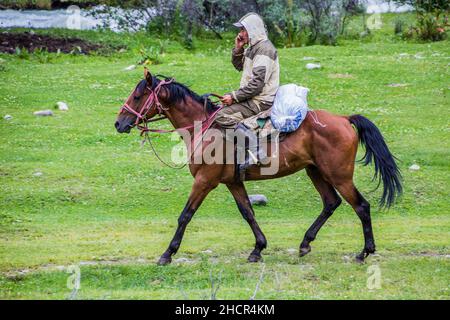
[0,31,125,54]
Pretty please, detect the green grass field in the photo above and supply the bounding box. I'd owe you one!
[0,16,449,299]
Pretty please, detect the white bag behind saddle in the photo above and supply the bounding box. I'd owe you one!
[270,84,309,132]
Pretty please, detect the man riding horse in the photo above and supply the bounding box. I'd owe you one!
[216,12,280,180]
[115,11,402,265]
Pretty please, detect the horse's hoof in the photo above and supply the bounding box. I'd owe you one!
[355,253,366,264]
[299,245,311,257]
[248,254,262,263]
[157,256,172,266]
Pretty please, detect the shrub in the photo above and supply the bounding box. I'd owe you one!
[137,46,162,65]
[301,0,366,45]
[416,13,447,41]
[14,47,30,60]
[393,0,449,41]
[394,19,405,35]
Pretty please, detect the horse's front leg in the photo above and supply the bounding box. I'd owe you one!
[157,178,218,265]
[227,182,267,262]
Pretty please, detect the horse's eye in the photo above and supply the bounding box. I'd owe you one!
[133,95,140,101]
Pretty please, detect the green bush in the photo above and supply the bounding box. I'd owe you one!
[416,13,447,41]
[403,13,448,41]
[393,0,449,41]
[136,46,162,65]
[14,47,30,60]
[394,19,405,35]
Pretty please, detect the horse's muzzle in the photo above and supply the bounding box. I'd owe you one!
[115,120,132,134]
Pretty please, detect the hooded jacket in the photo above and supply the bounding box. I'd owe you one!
[231,13,280,109]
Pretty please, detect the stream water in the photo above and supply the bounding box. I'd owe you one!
[0,1,413,32]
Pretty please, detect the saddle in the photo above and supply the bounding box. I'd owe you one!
[239,108,288,142]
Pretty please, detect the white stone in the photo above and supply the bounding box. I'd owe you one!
[56,101,69,111]
[287,248,297,254]
[387,83,408,87]
[409,164,420,171]
[4,114,12,120]
[123,65,136,71]
[33,110,53,116]
[201,249,213,254]
[306,63,321,70]
[249,194,268,206]
[33,172,43,177]
[174,257,193,264]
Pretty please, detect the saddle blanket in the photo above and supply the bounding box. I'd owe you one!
[240,108,279,140]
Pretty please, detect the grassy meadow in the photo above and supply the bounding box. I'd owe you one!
[0,14,449,299]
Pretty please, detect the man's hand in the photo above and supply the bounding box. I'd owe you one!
[220,94,234,106]
[235,34,246,50]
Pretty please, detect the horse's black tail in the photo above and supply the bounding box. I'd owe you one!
[349,115,403,208]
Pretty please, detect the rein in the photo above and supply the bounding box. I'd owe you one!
[119,78,224,168]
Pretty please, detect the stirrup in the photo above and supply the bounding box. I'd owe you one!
[237,150,263,181]
[247,149,260,165]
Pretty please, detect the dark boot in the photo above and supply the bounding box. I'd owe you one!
[234,123,267,181]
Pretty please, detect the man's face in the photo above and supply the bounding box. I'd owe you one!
[238,27,249,45]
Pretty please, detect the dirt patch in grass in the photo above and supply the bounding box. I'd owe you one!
[0,32,122,54]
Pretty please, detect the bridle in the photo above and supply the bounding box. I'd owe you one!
[119,77,174,134]
[118,77,224,168]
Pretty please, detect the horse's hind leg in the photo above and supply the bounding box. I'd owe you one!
[227,182,267,262]
[300,165,342,257]
[334,181,375,262]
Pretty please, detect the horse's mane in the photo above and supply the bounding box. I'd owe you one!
[151,75,220,114]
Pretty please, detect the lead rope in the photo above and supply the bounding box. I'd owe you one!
[142,131,188,169]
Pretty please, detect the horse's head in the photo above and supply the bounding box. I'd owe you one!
[115,68,161,133]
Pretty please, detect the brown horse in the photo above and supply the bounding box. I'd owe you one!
[115,70,402,265]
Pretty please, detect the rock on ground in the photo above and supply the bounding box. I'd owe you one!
[33,110,53,116]
[173,257,195,264]
[306,63,321,70]
[387,83,408,87]
[249,194,268,206]
[409,164,420,171]
[56,101,69,111]
[124,65,136,71]
[4,114,12,120]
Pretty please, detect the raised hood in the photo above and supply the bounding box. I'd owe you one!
[237,13,268,46]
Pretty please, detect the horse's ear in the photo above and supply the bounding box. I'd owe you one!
[144,67,153,86]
